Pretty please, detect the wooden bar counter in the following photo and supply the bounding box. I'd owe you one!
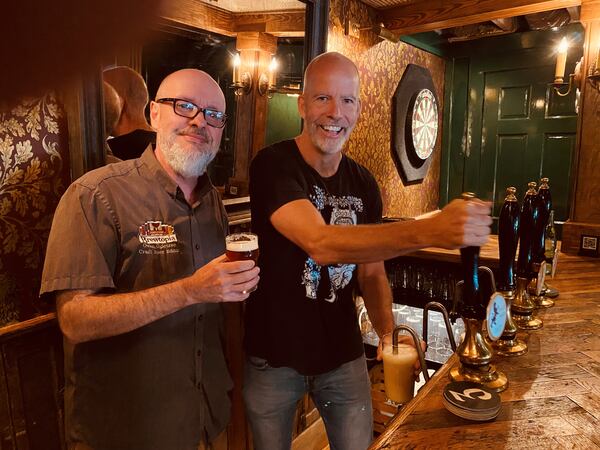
[372,245,600,449]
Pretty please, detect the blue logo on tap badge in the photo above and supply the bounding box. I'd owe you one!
[486,293,507,341]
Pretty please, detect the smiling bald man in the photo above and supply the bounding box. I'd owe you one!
[42,69,259,449]
[244,52,492,449]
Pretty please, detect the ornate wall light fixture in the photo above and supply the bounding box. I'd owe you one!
[231,52,252,96]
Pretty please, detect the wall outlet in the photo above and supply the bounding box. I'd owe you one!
[579,234,600,257]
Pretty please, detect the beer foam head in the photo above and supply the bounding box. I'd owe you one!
[382,343,418,362]
[226,233,258,252]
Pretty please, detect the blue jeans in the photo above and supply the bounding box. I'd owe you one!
[243,355,373,450]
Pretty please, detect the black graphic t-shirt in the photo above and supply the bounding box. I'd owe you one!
[246,139,383,375]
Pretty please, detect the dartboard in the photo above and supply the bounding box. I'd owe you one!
[410,89,438,160]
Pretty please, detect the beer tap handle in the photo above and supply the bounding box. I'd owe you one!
[459,193,482,319]
[517,183,537,278]
[498,187,519,291]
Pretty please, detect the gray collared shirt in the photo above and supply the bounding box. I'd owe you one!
[41,147,232,449]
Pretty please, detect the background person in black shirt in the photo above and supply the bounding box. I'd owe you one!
[244,52,492,450]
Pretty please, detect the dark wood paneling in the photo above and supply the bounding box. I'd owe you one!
[0,354,14,450]
[380,0,581,36]
[0,317,64,450]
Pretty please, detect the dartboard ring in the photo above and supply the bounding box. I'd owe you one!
[411,89,438,161]
[392,63,438,184]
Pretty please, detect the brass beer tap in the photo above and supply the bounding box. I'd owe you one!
[493,187,528,356]
[538,177,559,299]
[529,181,554,308]
[449,193,508,392]
[512,183,543,330]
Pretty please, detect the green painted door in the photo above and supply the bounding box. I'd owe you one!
[480,66,577,223]
[439,25,583,234]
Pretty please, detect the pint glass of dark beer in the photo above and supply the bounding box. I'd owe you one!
[225,232,259,263]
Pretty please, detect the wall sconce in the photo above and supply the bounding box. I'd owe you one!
[551,38,576,97]
[258,55,278,97]
[231,52,252,96]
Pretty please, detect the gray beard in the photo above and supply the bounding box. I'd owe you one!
[158,132,217,178]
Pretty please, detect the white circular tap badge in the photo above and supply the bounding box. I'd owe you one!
[486,292,507,341]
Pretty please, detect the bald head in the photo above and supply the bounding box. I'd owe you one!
[155,69,225,110]
[103,66,152,134]
[303,52,360,96]
[102,82,123,136]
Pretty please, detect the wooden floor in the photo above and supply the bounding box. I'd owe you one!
[371,250,600,449]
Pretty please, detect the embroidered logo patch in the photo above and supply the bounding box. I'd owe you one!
[138,221,177,245]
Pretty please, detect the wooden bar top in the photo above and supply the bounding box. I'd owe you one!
[406,235,501,268]
[371,248,600,449]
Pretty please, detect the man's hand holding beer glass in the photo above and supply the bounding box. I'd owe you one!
[182,233,259,303]
[226,233,260,294]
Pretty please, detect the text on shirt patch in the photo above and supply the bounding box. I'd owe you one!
[302,186,361,302]
[138,220,180,254]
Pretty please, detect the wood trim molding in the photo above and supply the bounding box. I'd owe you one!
[380,0,581,36]
[160,0,306,37]
[59,69,106,180]
[581,0,600,21]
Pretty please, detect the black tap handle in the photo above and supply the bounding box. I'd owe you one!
[498,187,519,291]
[538,177,552,224]
[517,182,537,278]
[534,179,551,264]
[459,193,482,319]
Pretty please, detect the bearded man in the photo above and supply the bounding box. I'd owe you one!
[41,69,260,450]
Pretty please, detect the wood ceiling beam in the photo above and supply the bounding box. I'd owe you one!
[380,0,581,36]
[234,11,305,37]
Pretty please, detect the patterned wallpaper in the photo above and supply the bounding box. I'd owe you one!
[328,0,445,218]
[0,94,70,325]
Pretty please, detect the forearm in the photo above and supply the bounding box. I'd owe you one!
[307,218,438,265]
[359,271,394,338]
[58,280,191,344]
[272,198,492,266]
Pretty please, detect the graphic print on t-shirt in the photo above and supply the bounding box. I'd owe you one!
[302,186,362,302]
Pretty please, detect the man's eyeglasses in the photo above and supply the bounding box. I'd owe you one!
[155,98,227,129]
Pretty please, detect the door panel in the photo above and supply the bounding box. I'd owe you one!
[481,66,576,223]
[542,133,575,220]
